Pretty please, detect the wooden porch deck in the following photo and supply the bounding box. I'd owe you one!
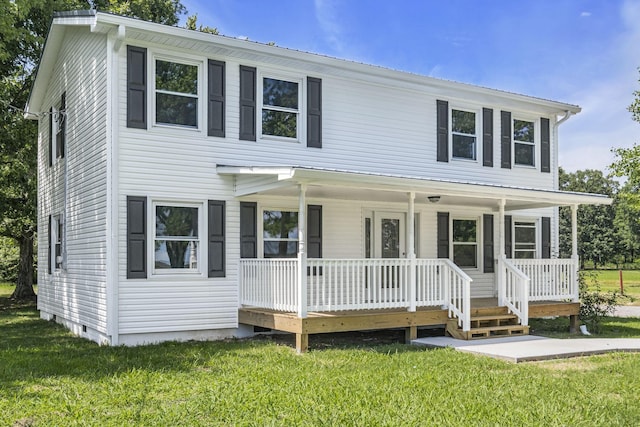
[239,300,579,353]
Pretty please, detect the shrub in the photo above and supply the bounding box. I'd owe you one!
[578,271,619,333]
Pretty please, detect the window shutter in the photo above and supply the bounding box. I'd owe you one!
[541,216,551,258]
[127,196,147,279]
[208,200,226,277]
[307,205,322,258]
[504,215,513,258]
[307,77,322,148]
[239,65,256,141]
[48,107,53,167]
[483,214,494,273]
[48,215,52,274]
[240,202,257,258]
[483,108,493,167]
[207,60,225,137]
[436,100,449,162]
[437,212,449,258]
[57,92,66,159]
[127,45,147,129]
[541,118,550,173]
[501,111,511,169]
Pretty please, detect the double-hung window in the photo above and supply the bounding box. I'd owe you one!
[155,59,199,128]
[451,109,477,160]
[514,221,537,259]
[263,210,298,258]
[513,119,535,166]
[50,214,64,272]
[154,204,200,271]
[261,77,300,140]
[452,219,478,268]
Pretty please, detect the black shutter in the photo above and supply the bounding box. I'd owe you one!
[436,100,449,162]
[541,117,550,173]
[239,65,256,141]
[437,212,449,258]
[208,200,225,277]
[483,108,493,167]
[207,60,225,137]
[501,111,511,169]
[127,196,147,279]
[483,214,494,273]
[307,77,322,148]
[504,215,513,258]
[48,107,53,167]
[56,92,65,159]
[240,202,257,258]
[127,45,147,129]
[307,205,322,258]
[48,215,52,274]
[542,216,551,258]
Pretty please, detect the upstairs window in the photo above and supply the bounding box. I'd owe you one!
[513,119,535,166]
[263,210,298,257]
[49,214,64,272]
[155,59,199,128]
[49,92,66,165]
[154,204,200,271]
[452,219,478,268]
[451,109,476,160]
[514,221,537,259]
[262,77,299,140]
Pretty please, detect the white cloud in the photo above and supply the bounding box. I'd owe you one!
[580,11,592,17]
[314,0,345,54]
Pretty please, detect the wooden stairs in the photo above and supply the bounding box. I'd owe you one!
[446,305,529,340]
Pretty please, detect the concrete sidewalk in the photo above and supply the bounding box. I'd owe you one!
[613,305,640,318]
[412,335,640,363]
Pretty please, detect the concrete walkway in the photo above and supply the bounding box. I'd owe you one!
[412,335,640,363]
[613,305,640,318]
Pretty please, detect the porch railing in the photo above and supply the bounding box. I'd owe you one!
[440,259,472,332]
[499,258,530,326]
[238,259,298,312]
[510,258,579,302]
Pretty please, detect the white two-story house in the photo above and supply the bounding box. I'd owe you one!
[27,11,610,352]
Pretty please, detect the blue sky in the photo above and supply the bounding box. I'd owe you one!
[181,0,640,172]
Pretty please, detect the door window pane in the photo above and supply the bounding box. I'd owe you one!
[381,218,400,258]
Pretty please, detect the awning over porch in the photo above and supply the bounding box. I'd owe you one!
[216,165,612,210]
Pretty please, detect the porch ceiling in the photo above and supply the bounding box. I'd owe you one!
[217,166,612,211]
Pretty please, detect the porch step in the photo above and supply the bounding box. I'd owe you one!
[446,312,529,341]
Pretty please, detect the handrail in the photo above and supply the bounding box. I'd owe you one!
[440,258,472,332]
[500,258,529,326]
[510,258,578,302]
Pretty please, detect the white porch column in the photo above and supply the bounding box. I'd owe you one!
[297,184,307,318]
[407,192,416,312]
[497,199,506,305]
[571,204,579,301]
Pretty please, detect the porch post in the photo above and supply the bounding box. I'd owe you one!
[297,184,307,318]
[497,199,506,306]
[408,191,416,312]
[571,204,580,301]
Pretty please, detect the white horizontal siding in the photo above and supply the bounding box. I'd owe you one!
[37,28,109,333]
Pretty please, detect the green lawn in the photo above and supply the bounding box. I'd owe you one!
[1,284,640,426]
[586,269,640,305]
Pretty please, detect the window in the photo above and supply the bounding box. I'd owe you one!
[451,109,476,160]
[154,204,200,271]
[50,214,63,271]
[261,77,299,139]
[514,119,535,166]
[155,59,199,127]
[514,221,536,259]
[49,93,66,164]
[452,219,477,268]
[263,210,298,257]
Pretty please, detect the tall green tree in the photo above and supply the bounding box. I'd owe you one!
[0,0,186,300]
[559,168,618,268]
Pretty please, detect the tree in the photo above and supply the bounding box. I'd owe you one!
[558,168,618,268]
[0,0,186,300]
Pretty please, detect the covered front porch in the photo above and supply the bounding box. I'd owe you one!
[218,166,611,352]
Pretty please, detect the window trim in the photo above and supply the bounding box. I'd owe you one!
[260,206,299,258]
[258,71,304,143]
[451,217,480,269]
[150,200,205,276]
[512,116,538,168]
[512,218,539,259]
[150,53,204,131]
[450,106,480,162]
[50,214,64,273]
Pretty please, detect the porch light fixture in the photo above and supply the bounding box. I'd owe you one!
[428,196,441,203]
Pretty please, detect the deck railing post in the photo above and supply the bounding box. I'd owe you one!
[408,192,416,312]
[297,184,307,318]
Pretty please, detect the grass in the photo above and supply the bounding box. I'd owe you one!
[586,269,640,305]
[1,284,640,425]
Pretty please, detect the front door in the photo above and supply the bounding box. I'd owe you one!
[375,212,405,289]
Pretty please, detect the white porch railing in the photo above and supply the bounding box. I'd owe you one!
[510,258,579,302]
[499,258,530,327]
[239,258,472,331]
